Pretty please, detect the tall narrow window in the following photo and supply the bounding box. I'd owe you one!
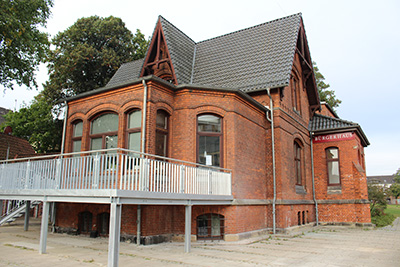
[155,110,169,157]
[294,141,302,185]
[72,121,83,152]
[197,114,222,167]
[126,110,141,152]
[291,74,301,113]
[90,113,119,150]
[326,147,340,185]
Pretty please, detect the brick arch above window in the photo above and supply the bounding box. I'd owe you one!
[86,104,120,121]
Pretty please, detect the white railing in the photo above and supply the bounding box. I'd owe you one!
[0,149,232,196]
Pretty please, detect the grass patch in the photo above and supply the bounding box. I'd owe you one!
[385,205,400,218]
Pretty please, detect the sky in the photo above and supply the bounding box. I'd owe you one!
[0,0,399,176]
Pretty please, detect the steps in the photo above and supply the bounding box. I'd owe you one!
[0,201,40,225]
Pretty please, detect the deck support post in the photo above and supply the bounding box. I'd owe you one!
[24,200,30,231]
[39,200,49,254]
[108,199,121,267]
[184,203,192,253]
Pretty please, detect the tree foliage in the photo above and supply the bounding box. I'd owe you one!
[0,0,53,90]
[368,184,388,217]
[390,183,400,199]
[0,95,63,153]
[44,16,149,104]
[313,61,342,111]
[393,168,400,184]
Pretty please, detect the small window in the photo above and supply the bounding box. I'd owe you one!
[97,212,110,235]
[291,73,301,113]
[78,211,93,234]
[90,113,119,150]
[326,147,340,185]
[155,110,169,157]
[197,114,222,167]
[196,213,224,240]
[72,121,83,152]
[294,141,302,185]
[126,110,141,152]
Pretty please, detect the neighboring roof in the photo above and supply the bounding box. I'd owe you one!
[367,175,395,185]
[106,13,307,92]
[309,114,370,146]
[0,133,36,160]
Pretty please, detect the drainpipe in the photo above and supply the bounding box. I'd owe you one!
[266,89,277,234]
[137,80,148,245]
[310,131,319,225]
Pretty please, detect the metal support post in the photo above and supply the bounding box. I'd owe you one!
[108,200,122,267]
[39,201,50,254]
[24,200,30,231]
[137,205,141,245]
[184,203,192,253]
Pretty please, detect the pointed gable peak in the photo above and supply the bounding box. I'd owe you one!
[140,16,178,84]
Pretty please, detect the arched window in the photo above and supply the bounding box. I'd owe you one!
[291,72,301,113]
[197,114,222,167]
[196,213,224,240]
[326,147,340,185]
[126,110,141,151]
[72,120,83,152]
[294,140,303,185]
[90,113,119,150]
[155,110,169,157]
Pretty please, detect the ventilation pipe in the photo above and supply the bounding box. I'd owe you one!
[265,88,276,234]
[310,131,319,225]
[137,80,148,245]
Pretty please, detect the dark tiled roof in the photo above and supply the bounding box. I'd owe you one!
[0,133,36,160]
[159,16,196,85]
[106,14,302,92]
[106,59,145,88]
[192,14,301,91]
[309,114,370,146]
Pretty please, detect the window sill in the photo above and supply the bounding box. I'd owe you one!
[327,185,342,194]
[295,185,306,194]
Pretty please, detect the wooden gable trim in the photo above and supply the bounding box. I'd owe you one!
[140,18,178,84]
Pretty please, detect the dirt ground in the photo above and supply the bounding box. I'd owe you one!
[1,217,399,266]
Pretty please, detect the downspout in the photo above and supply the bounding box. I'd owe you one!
[137,80,148,245]
[310,131,319,225]
[52,101,68,232]
[266,88,276,234]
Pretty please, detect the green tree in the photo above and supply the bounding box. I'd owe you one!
[393,168,400,184]
[0,0,53,90]
[390,183,400,199]
[44,16,149,104]
[368,184,388,217]
[313,61,342,111]
[0,95,63,153]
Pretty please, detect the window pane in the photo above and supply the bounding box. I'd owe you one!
[328,161,340,184]
[199,135,220,166]
[198,115,221,132]
[105,135,118,149]
[91,138,102,150]
[73,122,83,137]
[128,110,141,129]
[211,215,221,236]
[72,140,81,153]
[91,113,119,134]
[128,132,141,152]
[327,148,338,159]
[156,132,167,157]
[156,110,168,129]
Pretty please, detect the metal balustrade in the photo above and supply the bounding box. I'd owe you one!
[0,149,232,196]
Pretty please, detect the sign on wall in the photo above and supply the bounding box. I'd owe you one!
[313,132,355,143]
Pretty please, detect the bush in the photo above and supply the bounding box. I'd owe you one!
[371,213,395,227]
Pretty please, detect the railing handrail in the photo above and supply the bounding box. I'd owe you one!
[0,148,231,173]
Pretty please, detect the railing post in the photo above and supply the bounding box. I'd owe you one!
[180,165,185,193]
[24,160,31,189]
[92,153,100,189]
[55,158,62,189]
[208,170,212,195]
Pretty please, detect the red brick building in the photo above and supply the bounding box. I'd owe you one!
[56,14,371,243]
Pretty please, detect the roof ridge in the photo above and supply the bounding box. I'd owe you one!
[158,15,196,44]
[197,13,302,44]
[314,113,358,126]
